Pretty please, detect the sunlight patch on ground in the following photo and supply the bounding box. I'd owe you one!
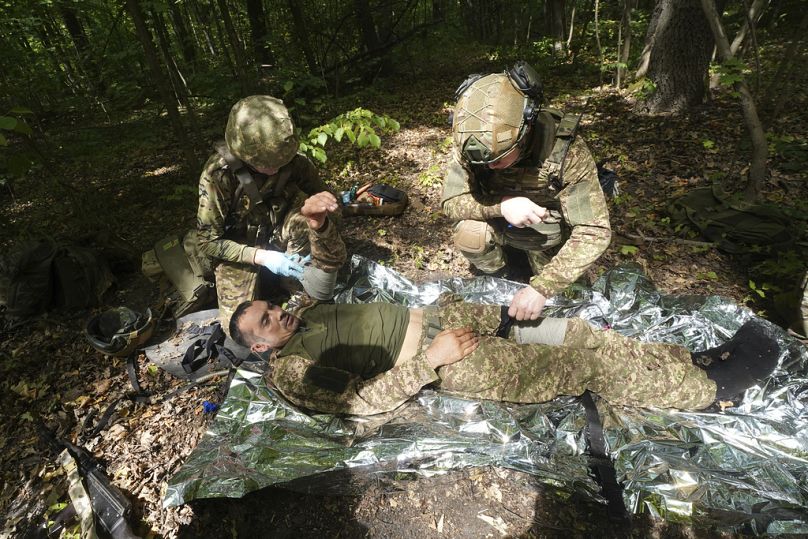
[145,165,180,177]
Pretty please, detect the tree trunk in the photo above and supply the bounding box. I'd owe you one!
[708,0,766,89]
[639,0,717,114]
[168,0,197,67]
[246,0,274,67]
[354,0,382,52]
[635,2,661,79]
[57,1,107,97]
[286,0,318,73]
[546,0,566,53]
[617,0,633,88]
[768,10,808,125]
[189,0,217,55]
[125,0,197,172]
[151,7,200,136]
[700,0,767,200]
[594,0,603,86]
[216,0,252,92]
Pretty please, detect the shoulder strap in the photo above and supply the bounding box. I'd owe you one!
[537,112,581,188]
[215,141,266,213]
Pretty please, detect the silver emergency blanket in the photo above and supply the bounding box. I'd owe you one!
[165,256,808,533]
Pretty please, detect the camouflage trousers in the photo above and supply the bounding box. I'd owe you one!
[452,217,565,274]
[430,300,716,410]
[215,206,314,333]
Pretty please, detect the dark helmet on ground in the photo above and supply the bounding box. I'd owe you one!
[85,307,154,357]
[225,95,299,170]
[452,61,544,165]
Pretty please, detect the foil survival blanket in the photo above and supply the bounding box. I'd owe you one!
[165,256,808,533]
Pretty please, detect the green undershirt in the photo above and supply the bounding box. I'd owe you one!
[278,303,411,379]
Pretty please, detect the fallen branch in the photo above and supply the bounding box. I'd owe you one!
[621,231,716,247]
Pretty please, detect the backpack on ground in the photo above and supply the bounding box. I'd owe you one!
[0,240,113,319]
[668,183,802,254]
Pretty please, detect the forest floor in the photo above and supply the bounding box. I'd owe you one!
[1,43,807,538]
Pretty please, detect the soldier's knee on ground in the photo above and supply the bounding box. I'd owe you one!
[453,220,505,273]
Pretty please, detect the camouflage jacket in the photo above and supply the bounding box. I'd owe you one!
[441,137,611,297]
[196,152,330,265]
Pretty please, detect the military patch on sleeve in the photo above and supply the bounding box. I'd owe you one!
[562,180,595,226]
[304,365,352,393]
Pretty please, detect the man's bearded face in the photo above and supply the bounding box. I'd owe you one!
[239,300,300,351]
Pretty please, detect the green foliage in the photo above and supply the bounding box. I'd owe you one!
[418,164,443,188]
[710,58,747,94]
[696,271,719,281]
[0,107,38,180]
[619,245,638,256]
[748,279,767,298]
[629,78,656,100]
[767,132,808,172]
[299,108,400,164]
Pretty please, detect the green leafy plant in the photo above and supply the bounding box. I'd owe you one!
[0,107,37,180]
[299,108,400,164]
[629,78,656,100]
[418,164,443,188]
[619,245,639,256]
[711,58,747,89]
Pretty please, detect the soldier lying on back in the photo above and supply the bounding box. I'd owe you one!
[228,194,779,416]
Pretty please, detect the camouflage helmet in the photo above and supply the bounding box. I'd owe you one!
[85,307,154,357]
[452,69,537,165]
[225,95,299,170]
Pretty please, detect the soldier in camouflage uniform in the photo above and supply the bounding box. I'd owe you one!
[194,95,342,329]
[230,288,778,416]
[442,63,611,321]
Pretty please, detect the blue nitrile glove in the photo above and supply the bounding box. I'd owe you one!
[254,250,309,280]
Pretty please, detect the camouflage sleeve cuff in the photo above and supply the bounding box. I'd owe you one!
[442,195,503,221]
[309,217,347,271]
[481,202,503,219]
[529,276,557,298]
[393,351,441,394]
[240,246,259,265]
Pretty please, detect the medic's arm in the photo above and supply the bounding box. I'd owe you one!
[196,155,259,265]
[529,139,612,297]
[441,159,504,221]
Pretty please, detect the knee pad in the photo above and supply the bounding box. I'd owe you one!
[453,220,495,254]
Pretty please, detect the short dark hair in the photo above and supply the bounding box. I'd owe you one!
[229,301,254,347]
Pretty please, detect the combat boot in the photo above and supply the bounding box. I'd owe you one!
[691,319,780,404]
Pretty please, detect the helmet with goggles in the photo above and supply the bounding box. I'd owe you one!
[85,307,154,357]
[452,61,543,166]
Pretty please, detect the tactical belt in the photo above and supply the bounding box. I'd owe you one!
[581,390,629,521]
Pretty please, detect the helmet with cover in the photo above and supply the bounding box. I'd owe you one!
[225,95,299,170]
[452,62,543,165]
[85,307,154,357]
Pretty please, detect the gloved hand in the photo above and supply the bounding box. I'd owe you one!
[254,250,310,280]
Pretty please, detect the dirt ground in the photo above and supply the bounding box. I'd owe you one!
[1,50,806,538]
